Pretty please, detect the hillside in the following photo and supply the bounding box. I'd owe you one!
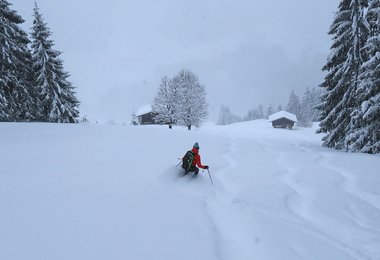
[1,121,379,260]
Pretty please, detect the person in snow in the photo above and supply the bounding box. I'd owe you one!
[182,142,209,175]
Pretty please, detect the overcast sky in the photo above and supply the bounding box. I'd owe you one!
[12,0,339,122]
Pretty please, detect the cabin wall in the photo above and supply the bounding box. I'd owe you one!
[138,113,156,125]
[272,118,295,129]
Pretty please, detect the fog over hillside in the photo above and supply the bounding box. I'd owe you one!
[12,0,338,122]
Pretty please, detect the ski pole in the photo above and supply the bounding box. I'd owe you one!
[176,158,182,167]
[207,168,214,186]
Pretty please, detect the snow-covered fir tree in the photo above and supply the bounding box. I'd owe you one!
[345,0,380,153]
[217,105,241,125]
[217,105,231,125]
[317,0,369,149]
[266,104,275,119]
[300,87,322,127]
[243,109,251,121]
[0,0,35,121]
[152,76,180,129]
[245,104,280,121]
[286,90,301,120]
[173,69,208,130]
[258,104,264,119]
[31,2,79,123]
[244,108,260,121]
[299,87,314,127]
[309,87,322,122]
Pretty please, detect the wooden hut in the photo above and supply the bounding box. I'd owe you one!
[136,105,157,125]
[269,111,298,129]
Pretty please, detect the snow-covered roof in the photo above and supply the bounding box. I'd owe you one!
[269,111,298,123]
[136,104,152,116]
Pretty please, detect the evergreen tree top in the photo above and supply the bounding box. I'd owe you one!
[0,0,25,24]
[31,2,56,52]
[30,1,80,123]
[0,0,29,46]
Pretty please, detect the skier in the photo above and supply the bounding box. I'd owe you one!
[182,142,209,175]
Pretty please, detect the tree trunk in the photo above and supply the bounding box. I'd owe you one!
[187,125,191,130]
[169,124,172,129]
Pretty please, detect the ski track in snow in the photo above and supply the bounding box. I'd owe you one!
[317,152,380,212]
[202,134,379,260]
[3,123,379,260]
[261,139,379,260]
[204,137,252,260]
[160,137,243,260]
[270,144,371,259]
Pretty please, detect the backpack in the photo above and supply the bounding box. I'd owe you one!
[182,151,195,171]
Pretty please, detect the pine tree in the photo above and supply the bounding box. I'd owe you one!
[299,88,310,127]
[286,90,301,121]
[309,87,322,122]
[244,108,260,121]
[0,78,6,120]
[345,0,380,153]
[217,105,231,125]
[217,105,241,125]
[299,87,313,127]
[266,104,275,119]
[317,0,369,149]
[152,76,179,129]
[0,0,35,121]
[258,105,264,119]
[31,2,79,123]
[243,108,251,121]
[173,69,208,130]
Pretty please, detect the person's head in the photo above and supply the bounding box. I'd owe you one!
[193,142,199,150]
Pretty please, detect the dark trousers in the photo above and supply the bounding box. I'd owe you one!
[187,165,199,174]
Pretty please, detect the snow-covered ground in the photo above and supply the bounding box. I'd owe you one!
[1,120,379,260]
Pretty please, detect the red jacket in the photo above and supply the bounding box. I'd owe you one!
[191,148,207,169]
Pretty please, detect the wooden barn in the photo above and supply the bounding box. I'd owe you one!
[269,111,298,129]
[136,105,157,125]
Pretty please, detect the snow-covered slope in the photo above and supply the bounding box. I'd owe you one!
[1,121,379,260]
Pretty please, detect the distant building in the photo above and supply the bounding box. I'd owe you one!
[269,111,298,129]
[136,105,157,125]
